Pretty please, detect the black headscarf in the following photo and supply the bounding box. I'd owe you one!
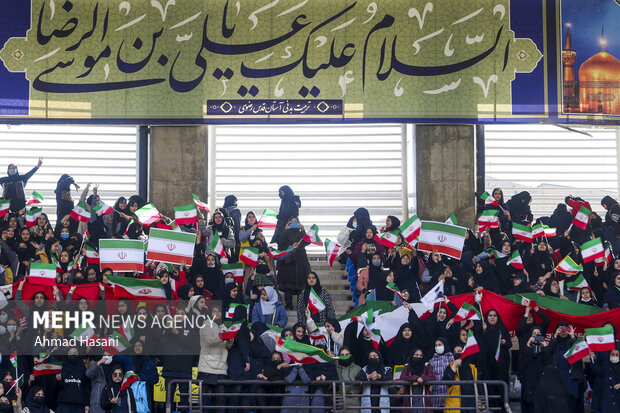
[24,386,50,413]
[365,350,385,374]
[386,216,401,231]
[349,208,372,245]
[210,211,230,238]
[390,323,416,365]
[303,272,322,298]
[407,349,426,376]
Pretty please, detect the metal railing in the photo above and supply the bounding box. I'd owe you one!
[165,379,511,413]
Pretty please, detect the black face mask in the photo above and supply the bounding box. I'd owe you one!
[411,358,424,369]
[0,403,11,413]
[338,357,353,367]
[368,358,380,368]
[256,264,270,275]
[68,354,80,362]
[453,353,462,360]
[33,396,45,404]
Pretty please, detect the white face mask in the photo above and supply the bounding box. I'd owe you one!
[611,357,620,364]
[352,221,357,229]
[8,168,16,176]
[435,345,445,355]
[224,278,234,284]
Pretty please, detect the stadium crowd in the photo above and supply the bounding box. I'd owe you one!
[0,160,619,413]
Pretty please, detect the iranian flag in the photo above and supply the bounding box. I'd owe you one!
[104,330,132,355]
[453,302,482,322]
[532,224,545,239]
[107,275,166,300]
[10,351,17,369]
[25,207,43,227]
[555,255,583,275]
[585,326,615,351]
[512,223,533,243]
[208,231,226,258]
[173,204,198,226]
[91,201,114,216]
[566,274,589,290]
[192,193,210,212]
[257,208,278,229]
[595,242,613,267]
[445,214,458,225]
[393,365,405,380]
[70,325,97,342]
[226,303,248,319]
[135,203,162,226]
[564,337,590,364]
[375,231,399,249]
[239,247,259,268]
[461,330,480,359]
[0,200,10,217]
[29,263,57,286]
[99,239,145,272]
[147,228,196,265]
[507,251,524,269]
[581,238,605,263]
[268,246,294,258]
[324,239,341,268]
[70,201,91,222]
[27,191,44,205]
[220,322,243,340]
[398,215,421,243]
[478,210,500,231]
[120,371,140,392]
[85,245,100,265]
[276,336,351,364]
[572,206,592,230]
[302,224,323,246]
[480,191,499,206]
[485,247,508,259]
[308,329,325,342]
[308,287,326,314]
[386,282,405,301]
[418,221,467,259]
[544,225,557,237]
[221,263,244,283]
[33,361,63,377]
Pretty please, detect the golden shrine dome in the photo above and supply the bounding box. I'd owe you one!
[579,51,620,82]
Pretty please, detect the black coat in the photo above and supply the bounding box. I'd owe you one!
[534,366,570,412]
[0,165,39,212]
[100,383,137,413]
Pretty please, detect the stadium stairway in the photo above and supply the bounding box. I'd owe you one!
[283,255,353,323]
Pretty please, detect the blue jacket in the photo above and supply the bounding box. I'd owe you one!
[251,301,288,327]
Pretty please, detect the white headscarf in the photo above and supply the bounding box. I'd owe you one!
[260,286,278,315]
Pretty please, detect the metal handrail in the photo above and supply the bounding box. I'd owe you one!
[165,379,511,413]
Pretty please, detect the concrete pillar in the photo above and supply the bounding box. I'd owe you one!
[149,126,209,217]
[415,125,476,228]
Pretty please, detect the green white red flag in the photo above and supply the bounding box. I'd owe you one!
[445,214,458,225]
[147,228,196,265]
[219,322,243,340]
[308,287,326,314]
[239,247,259,267]
[70,325,97,342]
[324,239,341,268]
[512,223,533,243]
[33,361,63,377]
[0,200,10,217]
[221,263,244,283]
[257,208,278,229]
[544,225,557,237]
[28,263,57,286]
[192,194,210,212]
[107,275,166,300]
[104,330,132,355]
[484,247,508,259]
[70,201,91,222]
[531,223,545,239]
[564,337,590,364]
[572,206,592,230]
[173,204,198,226]
[478,210,499,231]
[302,224,323,246]
[120,371,140,392]
[208,231,226,258]
[85,245,100,265]
[99,239,144,272]
[393,365,405,380]
[581,238,605,263]
[461,330,480,359]
[10,351,17,369]
[595,241,613,267]
[276,336,351,364]
[386,282,405,301]
[27,191,44,205]
[566,274,589,290]
[555,255,583,275]
[480,191,499,206]
[226,303,248,319]
[398,215,421,243]
[91,201,114,216]
[453,302,482,322]
[418,221,467,259]
[375,231,399,249]
[135,203,162,226]
[25,207,43,227]
[507,251,524,269]
[268,246,294,258]
[585,326,615,351]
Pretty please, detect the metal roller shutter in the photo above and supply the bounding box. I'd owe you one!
[0,124,137,224]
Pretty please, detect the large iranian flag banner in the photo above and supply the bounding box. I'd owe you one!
[147,228,196,266]
[276,337,351,364]
[418,221,467,259]
[99,239,145,273]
